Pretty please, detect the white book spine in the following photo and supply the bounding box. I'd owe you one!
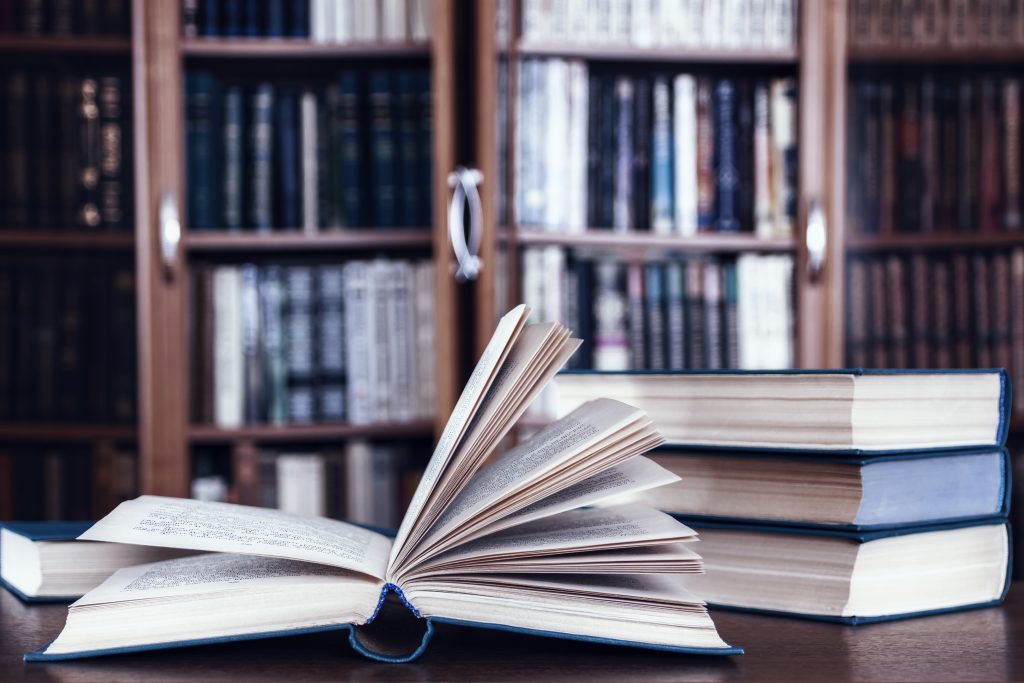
[344,439,374,524]
[522,248,544,321]
[722,0,746,48]
[382,0,408,41]
[409,0,431,41]
[413,262,435,419]
[567,60,588,232]
[212,266,244,428]
[300,91,318,235]
[543,246,566,323]
[702,0,723,47]
[368,260,390,422]
[334,0,351,44]
[522,0,544,42]
[736,255,754,368]
[631,0,655,46]
[392,261,416,421]
[747,0,768,48]
[343,261,371,424]
[608,0,630,44]
[673,74,698,236]
[545,59,570,230]
[566,0,588,43]
[310,0,325,43]
[656,0,680,46]
[276,454,326,517]
[323,0,336,44]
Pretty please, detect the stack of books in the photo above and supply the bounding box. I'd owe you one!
[554,368,1012,623]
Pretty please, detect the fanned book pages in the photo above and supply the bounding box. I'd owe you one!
[27,306,740,663]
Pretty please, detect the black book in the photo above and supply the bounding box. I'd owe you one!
[316,265,346,421]
[99,75,126,231]
[956,78,977,232]
[249,83,274,230]
[19,0,44,34]
[186,72,220,231]
[290,0,308,37]
[55,260,84,420]
[714,79,740,232]
[51,0,75,34]
[273,88,300,229]
[202,0,222,36]
[574,259,594,369]
[598,75,616,229]
[5,71,30,228]
[397,71,421,228]
[85,259,112,421]
[35,259,58,420]
[81,0,101,34]
[938,78,958,233]
[284,266,315,423]
[243,0,259,36]
[586,72,603,228]
[56,75,80,228]
[336,72,363,228]
[897,79,922,232]
[102,0,130,35]
[632,76,652,231]
[369,70,397,228]
[110,263,136,423]
[736,81,754,232]
[417,69,432,227]
[79,76,102,229]
[13,263,35,419]
[32,72,53,228]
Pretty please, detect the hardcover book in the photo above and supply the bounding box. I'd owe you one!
[28,306,737,662]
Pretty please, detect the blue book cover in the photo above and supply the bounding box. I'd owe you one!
[201,0,221,36]
[714,79,740,232]
[1,522,94,603]
[223,0,240,36]
[290,0,308,37]
[243,0,259,36]
[337,71,363,228]
[221,85,244,229]
[265,0,284,36]
[417,69,432,228]
[650,76,674,232]
[369,71,397,228]
[185,72,220,231]
[396,70,421,228]
[249,83,275,230]
[273,88,300,229]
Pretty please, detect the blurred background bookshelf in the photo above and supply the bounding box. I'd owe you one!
[0,0,1023,575]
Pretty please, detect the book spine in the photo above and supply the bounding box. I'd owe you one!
[586,73,603,228]
[316,265,346,421]
[592,261,628,370]
[685,260,705,368]
[284,266,315,423]
[203,0,223,36]
[0,268,11,420]
[265,0,284,36]
[897,80,921,232]
[919,76,938,232]
[336,72,363,227]
[991,252,1013,372]
[714,79,740,232]
[673,74,697,236]
[274,88,301,229]
[770,78,797,238]
[1012,249,1024,401]
[723,260,740,368]
[627,263,645,368]
[343,262,371,423]
[613,76,635,232]
[240,264,263,423]
[886,255,909,367]
[939,79,958,232]
[222,85,244,229]
[847,258,870,367]
[973,253,993,366]
[35,260,58,420]
[869,257,888,367]
[695,78,715,232]
[316,86,332,229]
[736,80,754,233]
[644,263,666,369]
[952,253,973,365]
[4,72,30,228]
[665,261,686,368]
[397,71,421,228]
[598,75,616,228]
[957,78,978,232]
[369,71,397,228]
[31,72,53,228]
[79,76,102,229]
[390,261,416,421]
[909,253,931,368]
[56,75,79,227]
[573,258,594,369]
[260,265,288,425]
[111,264,136,422]
[99,75,125,231]
[703,260,724,368]
[1004,78,1021,230]
[192,266,215,424]
[213,266,244,428]
[417,69,432,227]
[878,81,896,235]
[650,77,673,234]
[753,80,773,238]
[632,76,652,232]
[249,84,275,230]
[300,90,319,234]
[979,78,1001,233]
[183,0,200,37]
[186,73,218,230]
[931,256,953,368]
[291,0,309,37]
[244,0,259,36]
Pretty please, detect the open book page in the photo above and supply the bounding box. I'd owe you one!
[412,543,702,576]
[407,399,662,564]
[396,323,581,564]
[386,305,529,571]
[44,553,383,657]
[79,496,393,579]
[399,504,695,580]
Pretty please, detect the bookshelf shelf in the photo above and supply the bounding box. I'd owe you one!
[181,39,431,59]
[514,43,799,64]
[845,232,1024,252]
[0,424,136,442]
[505,229,796,253]
[188,421,435,444]
[185,230,433,252]
[0,35,132,54]
[848,45,1024,63]
[0,231,134,249]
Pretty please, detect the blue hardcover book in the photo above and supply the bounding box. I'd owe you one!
[25,306,742,663]
[1,522,188,602]
[243,0,259,36]
[369,70,397,228]
[221,85,244,229]
[650,76,674,233]
[273,87,300,229]
[396,70,421,228]
[644,447,1011,531]
[200,0,221,36]
[290,0,309,37]
[678,517,1012,624]
[644,263,666,369]
[554,368,1011,454]
[336,71,363,228]
[417,69,432,228]
[714,79,740,232]
[185,72,220,230]
[249,83,274,230]
[223,0,241,36]
[265,0,284,37]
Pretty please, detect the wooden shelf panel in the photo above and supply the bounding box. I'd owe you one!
[515,42,799,64]
[0,424,137,441]
[848,45,1024,63]
[0,35,132,54]
[505,228,795,253]
[0,230,134,249]
[182,38,431,58]
[189,421,434,444]
[185,230,433,252]
[846,231,1024,252]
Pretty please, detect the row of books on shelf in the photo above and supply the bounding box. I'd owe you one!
[847,250,1024,403]
[0,0,129,37]
[515,0,797,50]
[193,258,436,429]
[0,443,136,521]
[183,0,431,44]
[513,60,796,238]
[848,73,1024,235]
[2,69,131,232]
[0,256,136,423]
[191,441,421,529]
[186,68,431,232]
[849,0,1024,48]
[522,248,794,371]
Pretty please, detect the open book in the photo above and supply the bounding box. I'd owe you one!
[29,306,738,662]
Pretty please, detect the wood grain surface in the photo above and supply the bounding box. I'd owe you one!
[3,583,1020,682]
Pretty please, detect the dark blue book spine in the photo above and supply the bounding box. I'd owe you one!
[417,69,433,227]
[645,263,666,369]
[650,76,674,232]
[274,88,300,229]
[186,72,219,230]
[222,85,243,229]
[223,0,240,36]
[369,70,397,228]
[632,76,651,232]
[337,72,363,228]
[598,76,616,228]
[316,265,346,421]
[201,0,222,36]
[724,261,739,368]
[249,84,274,230]
[397,70,420,228]
[265,0,284,36]
[290,0,308,37]
[243,0,259,36]
[714,79,740,232]
[666,261,686,368]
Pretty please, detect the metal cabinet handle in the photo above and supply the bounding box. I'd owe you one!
[447,167,483,282]
[159,191,181,280]
[806,198,826,282]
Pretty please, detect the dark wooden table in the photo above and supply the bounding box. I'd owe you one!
[2,584,1022,682]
